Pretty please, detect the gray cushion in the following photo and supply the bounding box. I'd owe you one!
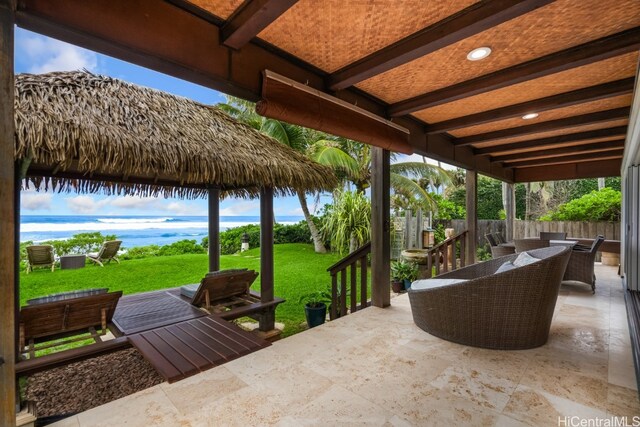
[180,283,199,299]
[410,278,467,291]
[495,261,517,273]
[514,251,540,267]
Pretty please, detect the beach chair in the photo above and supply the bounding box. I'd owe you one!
[179,269,285,320]
[88,240,122,267]
[25,245,56,273]
[19,290,122,358]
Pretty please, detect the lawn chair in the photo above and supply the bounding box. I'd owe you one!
[19,290,122,358]
[178,269,285,320]
[25,245,56,273]
[88,240,122,267]
[540,231,567,240]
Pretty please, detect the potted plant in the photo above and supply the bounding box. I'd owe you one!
[299,291,327,328]
[391,259,418,291]
[390,260,405,293]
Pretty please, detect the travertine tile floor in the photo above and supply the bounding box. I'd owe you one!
[54,264,639,426]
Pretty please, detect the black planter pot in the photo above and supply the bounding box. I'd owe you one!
[391,280,404,293]
[304,303,327,328]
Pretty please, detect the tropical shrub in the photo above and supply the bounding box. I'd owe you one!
[157,239,206,256]
[40,232,117,257]
[120,245,161,260]
[431,194,465,220]
[322,190,371,254]
[539,188,621,222]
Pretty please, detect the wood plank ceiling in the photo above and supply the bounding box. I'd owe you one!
[15,0,640,182]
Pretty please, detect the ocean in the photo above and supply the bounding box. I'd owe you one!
[20,215,304,248]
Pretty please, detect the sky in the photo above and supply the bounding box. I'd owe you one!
[15,28,449,217]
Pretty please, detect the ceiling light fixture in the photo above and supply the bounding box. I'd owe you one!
[466,47,492,61]
[522,113,539,120]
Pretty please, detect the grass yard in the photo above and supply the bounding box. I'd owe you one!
[20,243,357,337]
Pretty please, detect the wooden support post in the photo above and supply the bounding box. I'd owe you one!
[259,187,275,331]
[503,182,515,241]
[0,1,16,425]
[465,170,477,265]
[207,188,220,272]
[371,147,390,308]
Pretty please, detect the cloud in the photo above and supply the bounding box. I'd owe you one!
[220,201,259,216]
[65,196,109,214]
[16,29,99,74]
[21,191,52,211]
[165,201,205,216]
[110,196,161,210]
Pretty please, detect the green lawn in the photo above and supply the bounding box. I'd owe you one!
[20,243,346,337]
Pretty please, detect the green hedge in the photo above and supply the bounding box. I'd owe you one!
[539,188,621,222]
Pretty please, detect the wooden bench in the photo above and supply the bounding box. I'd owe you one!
[19,291,122,358]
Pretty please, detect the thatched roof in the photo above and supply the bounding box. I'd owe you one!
[15,71,337,198]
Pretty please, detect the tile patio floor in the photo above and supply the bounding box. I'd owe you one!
[53,264,639,426]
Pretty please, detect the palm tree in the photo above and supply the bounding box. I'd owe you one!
[219,97,329,253]
[309,138,451,211]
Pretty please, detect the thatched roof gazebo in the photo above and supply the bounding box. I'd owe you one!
[13,71,338,335]
[14,71,337,198]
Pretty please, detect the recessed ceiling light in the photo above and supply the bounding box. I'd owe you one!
[466,47,492,61]
[522,113,539,120]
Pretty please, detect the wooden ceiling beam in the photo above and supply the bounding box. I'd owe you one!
[490,139,626,163]
[221,0,298,50]
[474,125,628,155]
[327,0,552,91]
[388,27,640,117]
[454,107,630,146]
[425,78,635,134]
[514,158,621,181]
[504,149,624,168]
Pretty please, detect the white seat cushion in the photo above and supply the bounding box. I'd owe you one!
[495,261,517,273]
[513,251,540,267]
[410,278,468,290]
[180,283,199,299]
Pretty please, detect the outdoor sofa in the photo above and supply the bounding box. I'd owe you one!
[408,246,571,350]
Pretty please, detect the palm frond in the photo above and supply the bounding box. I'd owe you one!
[309,141,360,177]
[390,174,437,210]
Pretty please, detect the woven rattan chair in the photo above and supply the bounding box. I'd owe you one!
[514,238,550,253]
[485,233,498,247]
[563,235,605,293]
[88,240,122,267]
[25,245,56,273]
[540,231,567,240]
[408,246,571,350]
[490,245,515,258]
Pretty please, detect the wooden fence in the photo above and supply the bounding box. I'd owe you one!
[444,219,620,252]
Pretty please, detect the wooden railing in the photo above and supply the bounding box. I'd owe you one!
[326,242,370,320]
[423,230,468,278]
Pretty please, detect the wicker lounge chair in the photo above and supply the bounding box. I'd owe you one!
[25,245,56,273]
[493,233,506,244]
[88,240,122,267]
[408,246,571,350]
[563,235,605,293]
[540,231,567,240]
[19,290,122,358]
[490,245,515,258]
[514,238,550,253]
[485,233,498,247]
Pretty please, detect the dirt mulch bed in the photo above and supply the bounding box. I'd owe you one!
[23,348,164,417]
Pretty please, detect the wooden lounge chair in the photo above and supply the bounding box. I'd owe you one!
[179,269,285,320]
[540,231,567,240]
[563,235,605,293]
[408,246,571,350]
[88,240,122,267]
[19,290,122,358]
[25,245,56,273]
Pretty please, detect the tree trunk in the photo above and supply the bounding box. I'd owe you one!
[349,233,358,253]
[598,177,605,190]
[296,191,327,253]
